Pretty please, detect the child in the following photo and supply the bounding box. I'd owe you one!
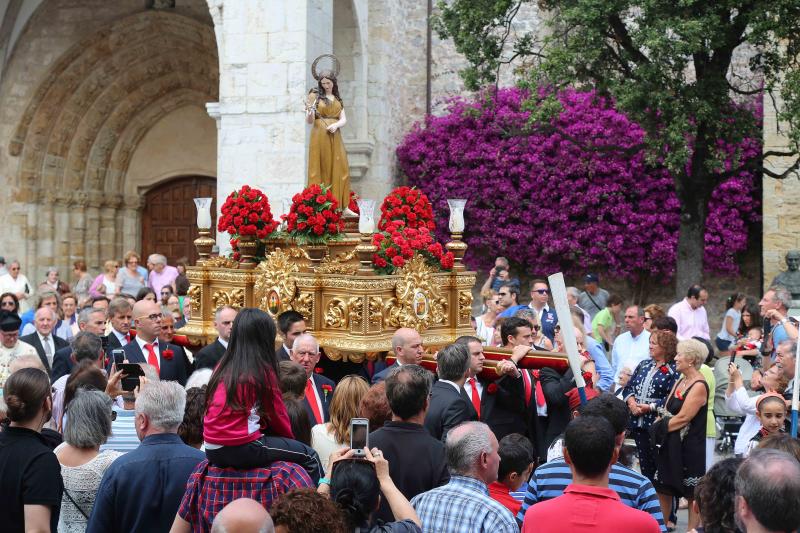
[745,392,788,456]
[733,326,762,362]
[204,308,314,472]
[726,364,788,456]
[488,433,535,516]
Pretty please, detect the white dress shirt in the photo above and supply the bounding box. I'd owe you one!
[135,336,160,367]
[37,332,55,365]
[308,374,325,418]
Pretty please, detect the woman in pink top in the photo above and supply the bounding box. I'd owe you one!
[203,308,295,467]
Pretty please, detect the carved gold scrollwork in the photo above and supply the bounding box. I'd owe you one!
[385,254,447,332]
[292,292,313,321]
[187,284,201,316]
[211,288,245,310]
[368,296,383,330]
[204,256,239,268]
[254,248,299,317]
[317,249,358,275]
[458,290,473,323]
[325,298,348,328]
[347,296,363,332]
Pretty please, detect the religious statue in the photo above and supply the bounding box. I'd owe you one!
[305,55,351,211]
[771,250,800,302]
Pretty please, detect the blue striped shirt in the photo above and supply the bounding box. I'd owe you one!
[515,460,666,532]
[412,475,517,533]
[100,407,139,453]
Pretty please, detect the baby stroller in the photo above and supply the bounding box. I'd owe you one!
[712,355,753,454]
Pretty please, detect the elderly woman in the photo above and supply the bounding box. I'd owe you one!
[38,267,70,297]
[653,338,709,531]
[622,330,679,482]
[146,253,179,295]
[311,375,369,462]
[116,251,146,297]
[56,389,122,532]
[89,260,119,299]
[0,260,32,313]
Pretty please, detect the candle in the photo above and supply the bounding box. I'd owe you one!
[357,199,376,234]
[193,198,213,230]
[447,199,467,233]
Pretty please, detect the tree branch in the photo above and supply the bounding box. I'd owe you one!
[606,14,650,66]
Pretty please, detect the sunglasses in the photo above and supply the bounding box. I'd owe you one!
[533,289,550,295]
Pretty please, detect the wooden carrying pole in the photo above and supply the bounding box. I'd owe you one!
[548,272,588,405]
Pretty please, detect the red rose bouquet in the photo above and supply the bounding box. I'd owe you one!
[371,220,454,275]
[217,185,279,243]
[377,186,435,232]
[283,184,344,244]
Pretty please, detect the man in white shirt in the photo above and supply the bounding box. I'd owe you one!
[611,306,651,381]
[290,333,336,424]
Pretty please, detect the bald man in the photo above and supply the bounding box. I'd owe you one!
[210,498,274,533]
[372,327,424,384]
[119,299,187,385]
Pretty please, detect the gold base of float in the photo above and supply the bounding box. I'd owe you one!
[183,239,477,363]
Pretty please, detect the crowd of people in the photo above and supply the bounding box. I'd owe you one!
[0,252,798,533]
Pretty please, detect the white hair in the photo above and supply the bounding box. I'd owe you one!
[292,333,319,353]
[185,368,213,390]
[445,421,493,476]
[9,354,46,373]
[135,380,185,431]
[148,254,168,266]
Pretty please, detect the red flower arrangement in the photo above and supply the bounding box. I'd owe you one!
[486,383,498,395]
[162,349,174,361]
[377,186,435,232]
[371,220,454,274]
[218,185,279,239]
[283,184,344,244]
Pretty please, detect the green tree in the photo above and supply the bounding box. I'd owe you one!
[435,0,800,291]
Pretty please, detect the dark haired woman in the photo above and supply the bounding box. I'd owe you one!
[715,292,746,355]
[319,447,421,532]
[203,308,321,480]
[688,457,743,533]
[305,72,350,208]
[1,292,19,314]
[0,367,63,532]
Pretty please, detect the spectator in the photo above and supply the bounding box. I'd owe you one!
[567,307,614,391]
[271,489,347,533]
[278,360,307,399]
[412,421,517,533]
[0,260,32,313]
[689,457,742,533]
[55,389,122,531]
[725,364,787,456]
[653,339,709,531]
[100,364,153,453]
[283,395,314,448]
[116,251,147,297]
[38,267,71,296]
[20,305,70,374]
[121,298,187,384]
[611,305,652,382]
[521,416,659,533]
[0,367,62,533]
[72,260,93,303]
[19,289,60,334]
[489,433,534,516]
[715,293,746,355]
[474,289,500,346]
[194,305,237,370]
[178,386,206,449]
[320,447,421,532]
[1,292,20,314]
[105,297,133,351]
[516,394,665,531]
[0,311,38,387]
[567,286,592,334]
[54,338,108,432]
[311,375,369,461]
[668,284,711,341]
[359,381,393,430]
[210,498,275,533]
[744,393,788,456]
[370,365,449,523]
[525,279,559,343]
[135,287,157,303]
[759,286,798,369]
[174,258,190,297]
[643,304,666,333]
[480,257,518,293]
[653,316,678,335]
[276,310,307,362]
[372,328,425,384]
[757,432,800,462]
[86,381,205,533]
[423,343,476,441]
[734,449,800,533]
[591,293,623,350]
[776,339,796,401]
[290,333,336,424]
[495,282,522,316]
[51,307,107,382]
[147,254,179,295]
[88,260,119,299]
[614,366,633,398]
[623,329,679,482]
[578,273,610,319]
[55,292,79,340]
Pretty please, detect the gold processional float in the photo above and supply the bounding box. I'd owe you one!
[180,194,569,379]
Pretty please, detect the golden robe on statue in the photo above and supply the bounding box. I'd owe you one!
[308,97,350,208]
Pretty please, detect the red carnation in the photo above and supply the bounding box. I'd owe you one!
[316,194,327,203]
[314,367,323,374]
[392,256,405,267]
[659,365,669,374]
[486,383,498,394]
[374,256,387,268]
[162,349,174,361]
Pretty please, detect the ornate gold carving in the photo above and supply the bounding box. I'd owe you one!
[325,298,348,328]
[389,254,447,332]
[204,256,239,268]
[187,284,201,316]
[292,292,313,321]
[458,290,473,323]
[369,296,383,330]
[254,248,299,316]
[347,296,363,332]
[317,249,359,275]
[212,288,245,310]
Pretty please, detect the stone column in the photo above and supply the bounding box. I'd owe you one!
[207,0,333,253]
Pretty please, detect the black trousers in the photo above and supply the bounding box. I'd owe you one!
[206,435,323,483]
[631,427,657,482]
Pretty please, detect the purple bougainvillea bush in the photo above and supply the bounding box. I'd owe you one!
[396,88,760,279]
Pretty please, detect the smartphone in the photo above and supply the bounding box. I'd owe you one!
[350,418,369,457]
[118,363,145,392]
[111,349,125,367]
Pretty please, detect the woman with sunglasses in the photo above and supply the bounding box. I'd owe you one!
[319,447,421,532]
[0,292,19,315]
[475,289,499,346]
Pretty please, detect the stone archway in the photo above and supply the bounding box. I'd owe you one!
[6,10,218,275]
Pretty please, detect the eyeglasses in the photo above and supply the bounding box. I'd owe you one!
[533,289,550,295]
[136,313,162,321]
[160,292,171,296]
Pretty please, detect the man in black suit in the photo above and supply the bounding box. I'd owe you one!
[193,306,237,370]
[51,306,107,382]
[121,299,187,385]
[371,363,449,523]
[290,333,335,425]
[424,343,476,441]
[371,327,424,384]
[105,297,134,351]
[19,307,69,375]
[276,310,307,362]
[456,335,528,442]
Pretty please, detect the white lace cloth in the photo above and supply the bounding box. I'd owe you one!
[55,445,122,533]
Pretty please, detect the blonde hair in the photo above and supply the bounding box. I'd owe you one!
[123,250,140,267]
[329,375,369,444]
[676,339,708,369]
[104,260,119,274]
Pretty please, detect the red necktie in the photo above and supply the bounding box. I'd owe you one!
[305,379,323,424]
[144,343,160,374]
[125,333,131,343]
[534,376,546,408]
[522,370,532,406]
[468,378,481,418]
